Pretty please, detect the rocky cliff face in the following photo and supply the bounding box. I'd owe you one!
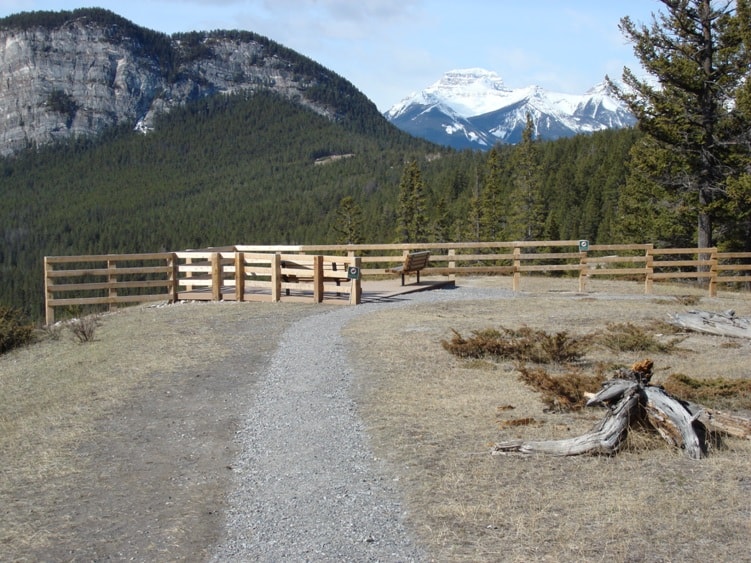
[0,10,341,156]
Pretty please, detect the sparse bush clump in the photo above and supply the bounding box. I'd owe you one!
[598,322,683,353]
[662,373,751,410]
[68,315,101,343]
[517,364,607,412]
[0,306,34,354]
[442,326,588,364]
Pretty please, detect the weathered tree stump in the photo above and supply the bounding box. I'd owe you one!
[668,309,751,339]
[493,359,750,459]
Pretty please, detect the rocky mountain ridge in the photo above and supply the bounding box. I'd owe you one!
[0,8,369,157]
[384,68,636,149]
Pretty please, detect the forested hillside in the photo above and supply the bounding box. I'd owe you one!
[1,91,638,320]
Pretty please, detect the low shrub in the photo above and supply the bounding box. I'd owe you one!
[517,364,607,412]
[68,315,101,343]
[0,306,34,355]
[662,373,751,410]
[598,322,683,353]
[442,326,588,364]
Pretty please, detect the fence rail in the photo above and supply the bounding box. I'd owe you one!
[44,242,751,324]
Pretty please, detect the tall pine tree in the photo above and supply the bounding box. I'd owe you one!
[479,147,506,241]
[396,160,428,243]
[612,0,751,249]
[332,196,364,244]
[507,114,545,241]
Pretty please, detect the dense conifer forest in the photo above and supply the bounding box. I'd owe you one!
[0,90,639,321]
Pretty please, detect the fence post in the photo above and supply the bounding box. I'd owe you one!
[168,253,179,303]
[350,256,362,305]
[578,249,588,293]
[448,248,456,282]
[44,257,55,325]
[644,245,654,294]
[107,259,118,312]
[512,246,521,291]
[709,248,718,297]
[271,253,281,302]
[184,256,193,292]
[313,255,324,303]
[211,252,222,301]
[235,251,245,302]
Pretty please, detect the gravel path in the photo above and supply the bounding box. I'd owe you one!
[209,302,424,561]
[208,281,658,561]
[209,286,524,562]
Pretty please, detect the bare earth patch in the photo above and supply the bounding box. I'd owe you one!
[344,278,751,562]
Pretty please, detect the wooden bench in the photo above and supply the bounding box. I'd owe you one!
[386,250,431,285]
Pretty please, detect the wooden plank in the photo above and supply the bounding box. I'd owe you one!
[439,253,515,262]
[588,244,651,252]
[271,253,281,302]
[653,260,713,268]
[314,255,324,303]
[426,266,516,275]
[652,271,715,279]
[178,279,213,287]
[716,276,751,283]
[48,293,169,306]
[211,253,222,301]
[45,252,173,263]
[519,264,582,272]
[582,255,648,263]
[650,247,716,255]
[235,252,245,302]
[586,268,648,276]
[517,252,583,260]
[44,256,54,325]
[175,251,216,260]
[47,279,172,292]
[47,265,172,277]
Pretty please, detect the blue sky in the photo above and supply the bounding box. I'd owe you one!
[0,1,660,111]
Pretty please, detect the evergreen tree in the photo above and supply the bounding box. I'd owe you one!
[611,0,751,248]
[507,114,545,240]
[395,160,428,243]
[479,147,506,241]
[614,136,695,246]
[332,196,364,244]
[722,0,751,249]
[431,196,452,242]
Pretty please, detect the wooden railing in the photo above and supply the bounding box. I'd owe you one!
[44,253,179,325]
[43,250,362,324]
[44,242,751,324]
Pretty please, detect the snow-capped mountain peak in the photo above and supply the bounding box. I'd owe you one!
[384,69,635,149]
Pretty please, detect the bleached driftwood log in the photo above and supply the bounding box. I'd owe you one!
[685,404,751,440]
[668,309,751,339]
[493,360,722,459]
[492,390,640,456]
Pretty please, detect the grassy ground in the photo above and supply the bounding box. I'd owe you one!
[1,277,749,562]
[0,301,318,561]
[345,277,751,562]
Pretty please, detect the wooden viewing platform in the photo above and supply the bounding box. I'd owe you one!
[43,241,751,324]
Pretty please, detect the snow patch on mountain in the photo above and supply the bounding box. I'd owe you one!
[384,69,635,149]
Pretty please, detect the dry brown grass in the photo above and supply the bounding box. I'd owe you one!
[345,277,751,562]
[0,301,318,560]
[3,276,750,561]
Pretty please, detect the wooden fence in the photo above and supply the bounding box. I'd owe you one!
[43,241,751,324]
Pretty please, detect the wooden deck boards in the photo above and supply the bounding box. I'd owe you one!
[177,277,455,304]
